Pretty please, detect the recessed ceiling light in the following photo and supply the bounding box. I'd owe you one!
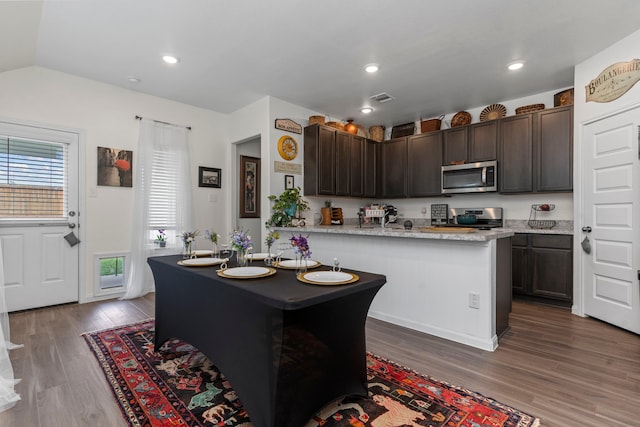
[162,55,180,64]
[360,107,374,114]
[127,76,141,83]
[364,63,380,73]
[507,61,524,71]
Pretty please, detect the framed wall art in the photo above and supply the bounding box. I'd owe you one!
[284,174,294,190]
[199,166,221,188]
[239,156,260,218]
[97,146,133,187]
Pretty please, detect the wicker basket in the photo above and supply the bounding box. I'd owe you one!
[515,104,545,115]
[420,115,444,133]
[369,125,385,142]
[451,111,472,127]
[325,121,345,131]
[309,115,325,125]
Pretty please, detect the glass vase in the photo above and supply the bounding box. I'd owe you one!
[183,240,193,259]
[236,249,248,267]
[212,242,218,257]
[296,255,308,276]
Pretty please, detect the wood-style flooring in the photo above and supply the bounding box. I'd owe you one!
[0,295,638,427]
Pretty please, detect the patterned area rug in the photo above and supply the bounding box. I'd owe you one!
[82,320,539,427]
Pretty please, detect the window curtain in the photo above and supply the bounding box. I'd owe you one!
[121,119,193,299]
[0,241,22,412]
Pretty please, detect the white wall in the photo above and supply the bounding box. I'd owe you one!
[0,66,228,302]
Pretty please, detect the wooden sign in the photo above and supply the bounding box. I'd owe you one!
[274,161,302,174]
[275,118,302,134]
[585,59,640,103]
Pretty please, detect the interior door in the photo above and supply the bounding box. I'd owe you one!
[0,121,79,312]
[581,106,640,334]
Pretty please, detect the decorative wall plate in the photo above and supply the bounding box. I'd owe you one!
[479,104,507,121]
[451,111,472,127]
[277,135,298,161]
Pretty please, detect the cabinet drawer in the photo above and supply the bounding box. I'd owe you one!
[531,234,572,249]
[512,234,528,246]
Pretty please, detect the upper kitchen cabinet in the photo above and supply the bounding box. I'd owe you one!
[380,137,407,198]
[442,127,467,165]
[469,120,498,162]
[499,114,533,192]
[335,131,351,196]
[534,106,573,192]
[349,134,366,197]
[499,106,573,194]
[407,132,442,197]
[363,139,377,198]
[304,124,336,196]
[442,121,497,165]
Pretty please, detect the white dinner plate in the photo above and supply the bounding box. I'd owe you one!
[192,249,214,257]
[246,252,280,261]
[275,259,320,269]
[178,257,227,267]
[298,271,359,285]
[217,266,276,279]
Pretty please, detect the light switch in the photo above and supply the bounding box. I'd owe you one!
[88,187,97,198]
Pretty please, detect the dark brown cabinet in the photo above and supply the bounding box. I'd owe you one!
[512,233,573,307]
[442,127,467,165]
[304,124,335,195]
[499,114,533,192]
[380,137,407,198]
[407,132,442,197]
[349,134,365,197]
[469,120,498,162]
[335,132,351,196]
[499,106,573,193]
[442,121,498,165]
[363,139,377,198]
[535,106,573,191]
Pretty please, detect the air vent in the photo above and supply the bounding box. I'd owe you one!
[370,92,395,103]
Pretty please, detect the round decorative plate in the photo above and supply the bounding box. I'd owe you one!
[217,266,276,279]
[277,135,298,161]
[479,104,507,121]
[178,257,228,267]
[274,259,321,269]
[297,271,359,286]
[451,111,471,127]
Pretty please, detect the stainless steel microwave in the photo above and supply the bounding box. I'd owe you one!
[441,160,497,194]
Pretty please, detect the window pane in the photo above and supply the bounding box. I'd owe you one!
[99,256,125,290]
[0,136,68,218]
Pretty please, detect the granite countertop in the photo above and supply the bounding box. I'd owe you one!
[503,220,574,235]
[273,225,514,242]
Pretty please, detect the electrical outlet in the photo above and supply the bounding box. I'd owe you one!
[468,292,480,309]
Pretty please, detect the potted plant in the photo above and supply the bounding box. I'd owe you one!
[266,187,310,227]
[156,229,167,247]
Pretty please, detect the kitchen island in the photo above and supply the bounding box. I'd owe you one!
[274,225,514,351]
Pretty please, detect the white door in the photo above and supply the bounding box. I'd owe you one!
[581,106,640,334]
[0,120,80,312]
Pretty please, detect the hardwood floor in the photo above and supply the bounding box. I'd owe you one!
[0,296,638,427]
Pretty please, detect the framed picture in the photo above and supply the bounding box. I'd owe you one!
[199,167,221,188]
[239,156,260,218]
[284,174,294,190]
[97,147,133,187]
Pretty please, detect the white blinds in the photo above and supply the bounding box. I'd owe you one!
[0,136,68,219]
[148,151,177,229]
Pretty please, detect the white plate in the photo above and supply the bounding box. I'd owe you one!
[246,252,280,261]
[298,270,359,285]
[192,249,213,257]
[220,266,272,277]
[276,259,320,269]
[178,257,226,267]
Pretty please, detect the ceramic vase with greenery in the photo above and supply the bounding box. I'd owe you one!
[266,187,310,227]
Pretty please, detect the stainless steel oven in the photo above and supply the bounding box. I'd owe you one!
[441,160,497,194]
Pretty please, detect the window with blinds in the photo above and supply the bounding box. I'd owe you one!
[0,136,68,219]
[148,151,177,241]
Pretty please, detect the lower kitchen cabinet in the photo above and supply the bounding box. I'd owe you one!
[512,233,573,307]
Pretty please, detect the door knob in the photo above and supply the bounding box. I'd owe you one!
[68,223,76,229]
[581,226,592,233]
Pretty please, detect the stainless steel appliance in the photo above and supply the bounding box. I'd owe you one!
[441,160,497,194]
[433,207,503,229]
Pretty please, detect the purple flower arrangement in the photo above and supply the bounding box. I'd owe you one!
[204,229,219,244]
[290,234,312,259]
[230,228,253,252]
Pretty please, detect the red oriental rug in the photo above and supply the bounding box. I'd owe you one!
[82,320,540,427]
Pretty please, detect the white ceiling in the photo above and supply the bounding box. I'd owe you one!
[2,0,640,128]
